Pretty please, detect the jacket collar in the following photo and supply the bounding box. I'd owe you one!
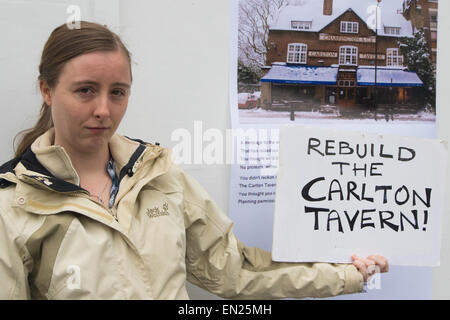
[30,128,80,185]
[12,128,170,194]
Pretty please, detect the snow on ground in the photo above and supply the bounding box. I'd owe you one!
[240,108,435,123]
[238,108,437,138]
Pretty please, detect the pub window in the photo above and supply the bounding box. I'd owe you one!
[338,80,355,87]
[287,43,307,64]
[339,46,358,66]
[431,31,437,40]
[384,26,401,35]
[429,10,438,30]
[340,21,359,34]
[291,21,312,30]
[386,48,404,66]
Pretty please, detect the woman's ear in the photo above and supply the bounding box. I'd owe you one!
[39,80,52,107]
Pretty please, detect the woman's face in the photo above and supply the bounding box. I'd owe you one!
[40,50,131,154]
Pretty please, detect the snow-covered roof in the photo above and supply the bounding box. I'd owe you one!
[357,66,423,86]
[260,63,423,87]
[271,0,413,37]
[261,64,338,85]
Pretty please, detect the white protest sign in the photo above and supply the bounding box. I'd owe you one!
[272,125,448,266]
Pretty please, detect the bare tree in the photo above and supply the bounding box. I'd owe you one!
[238,0,290,70]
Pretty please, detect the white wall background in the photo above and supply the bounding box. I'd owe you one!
[0,0,448,299]
[432,0,449,301]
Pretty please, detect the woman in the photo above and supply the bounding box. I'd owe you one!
[0,21,387,299]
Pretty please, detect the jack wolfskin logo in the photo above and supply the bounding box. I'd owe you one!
[146,202,169,218]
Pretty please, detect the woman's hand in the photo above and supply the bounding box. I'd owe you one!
[351,254,389,282]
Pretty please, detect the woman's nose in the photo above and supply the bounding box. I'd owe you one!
[93,94,110,119]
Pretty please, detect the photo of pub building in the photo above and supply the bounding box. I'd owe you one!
[260,0,425,117]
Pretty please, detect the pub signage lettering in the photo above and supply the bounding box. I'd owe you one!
[360,53,385,60]
[308,51,338,58]
[319,33,376,43]
[308,51,385,61]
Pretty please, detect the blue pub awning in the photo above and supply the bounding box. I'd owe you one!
[261,64,424,88]
[357,66,423,87]
[261,64,338,85]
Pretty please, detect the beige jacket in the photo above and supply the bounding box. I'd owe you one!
[0,129,363,300]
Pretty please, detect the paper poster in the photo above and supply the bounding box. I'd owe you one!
[272,125,447,266]
[229,0,440,298]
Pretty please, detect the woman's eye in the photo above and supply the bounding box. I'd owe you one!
[77,87,95,96]
[111,89,126,97]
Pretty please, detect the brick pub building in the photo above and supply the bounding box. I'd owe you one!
[260,0,424,111]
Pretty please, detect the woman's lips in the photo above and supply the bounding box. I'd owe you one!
[86,127,109,134]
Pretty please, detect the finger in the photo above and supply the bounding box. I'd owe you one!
[363,257,376,267]
[357,258,378,280]
[352,259,368,282]
[367,255,389,273]
[375,255,389,272]
[351,254,361,262]
[362,258,377,277]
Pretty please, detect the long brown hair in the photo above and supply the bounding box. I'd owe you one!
[14,21,132,158]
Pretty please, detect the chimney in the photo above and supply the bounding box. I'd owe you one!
[323,0,333,16]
